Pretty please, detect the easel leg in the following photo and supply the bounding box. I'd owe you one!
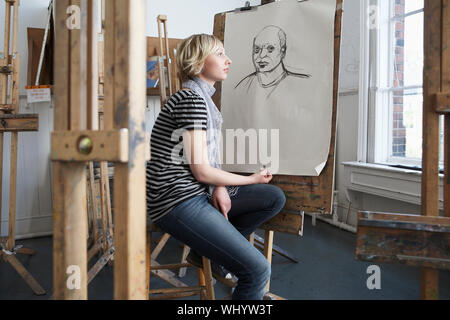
[7,132,18,251]
[99,161,109,252]
[1,252,46,295]
[420,268,439,300]
[88,162,99,245]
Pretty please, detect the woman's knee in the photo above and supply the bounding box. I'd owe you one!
[264,184,286,212]
[251,255,271,285]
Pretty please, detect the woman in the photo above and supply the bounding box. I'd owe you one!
[146,34,286,300]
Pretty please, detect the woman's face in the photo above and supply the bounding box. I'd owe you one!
[199,43,232,85]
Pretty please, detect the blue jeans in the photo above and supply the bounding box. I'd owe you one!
[154,184,286,300]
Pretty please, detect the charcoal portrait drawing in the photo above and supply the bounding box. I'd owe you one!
[222,0,337,176]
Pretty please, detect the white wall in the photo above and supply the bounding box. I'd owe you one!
[0,0,53,238]
[146,0,261,38]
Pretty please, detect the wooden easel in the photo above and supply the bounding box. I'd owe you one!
[86,0,115,285]
[0,0,45,296]
[355,0,450,300]
[52,0,149,299]
[213,0,343,299]
[155,15,175,109]
[146,36,182,97]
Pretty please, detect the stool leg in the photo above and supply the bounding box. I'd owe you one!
[202,257,215,300]
[197,266,206,300]
[178,245,190,277]
[146,232,152,299]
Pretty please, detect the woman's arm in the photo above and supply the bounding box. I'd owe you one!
[182,130,272,186]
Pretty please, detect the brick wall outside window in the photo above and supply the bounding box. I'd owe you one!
[392,0,406,157]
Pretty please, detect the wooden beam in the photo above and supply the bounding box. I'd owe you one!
[356,211,450,270]
[261,209,304,236]
[51,130,129,162]
[106,0,147,300]
[7,131,17,251]
[5,0,20,252]
[87,0,99,131]
[0,2,13,242]
[421,0,443,300]
[53,0,88,300]
[435,93,450,113]
[103,0,114,132]
[0,114,39,132]
[442,0,450,219]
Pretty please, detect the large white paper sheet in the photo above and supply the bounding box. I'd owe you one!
[221,0,336,176]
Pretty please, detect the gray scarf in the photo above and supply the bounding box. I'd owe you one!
[182,77,239,197]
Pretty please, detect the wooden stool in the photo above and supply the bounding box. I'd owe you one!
[146,222,215,300]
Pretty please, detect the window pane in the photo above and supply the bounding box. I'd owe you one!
[404,0,424,14]
[391,88,422,160]
[388,1,424,165]
[403,12,423,87]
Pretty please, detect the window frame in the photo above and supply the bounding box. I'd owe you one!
[361,0,437,169]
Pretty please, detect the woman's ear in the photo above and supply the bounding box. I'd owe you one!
[195,63,204,76]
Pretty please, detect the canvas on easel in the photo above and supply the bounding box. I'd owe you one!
[213,0,342,237]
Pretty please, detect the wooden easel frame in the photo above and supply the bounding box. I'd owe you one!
[213,0,343,297]
[355,0,450,300]
[85,0,115,285]
[146,36,182,97]
[52,0,148,299]
[0,0,45,296]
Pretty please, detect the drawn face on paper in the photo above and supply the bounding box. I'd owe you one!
[252,26,286,73]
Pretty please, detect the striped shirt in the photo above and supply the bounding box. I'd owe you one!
[146,90,208,222]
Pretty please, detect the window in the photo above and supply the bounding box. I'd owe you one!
[366,0,444,170]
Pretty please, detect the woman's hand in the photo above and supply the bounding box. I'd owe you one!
[250,169,273,184]
[212,186,231,220]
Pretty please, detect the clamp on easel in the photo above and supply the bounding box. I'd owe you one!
[0,0,45,296]
[234,1,258,13]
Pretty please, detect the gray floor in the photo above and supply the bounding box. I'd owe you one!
[1,215,449,300]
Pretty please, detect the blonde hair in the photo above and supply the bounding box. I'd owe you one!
[176,34,221,82]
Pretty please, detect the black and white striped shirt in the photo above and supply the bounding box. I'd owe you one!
[146,90,208,222]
